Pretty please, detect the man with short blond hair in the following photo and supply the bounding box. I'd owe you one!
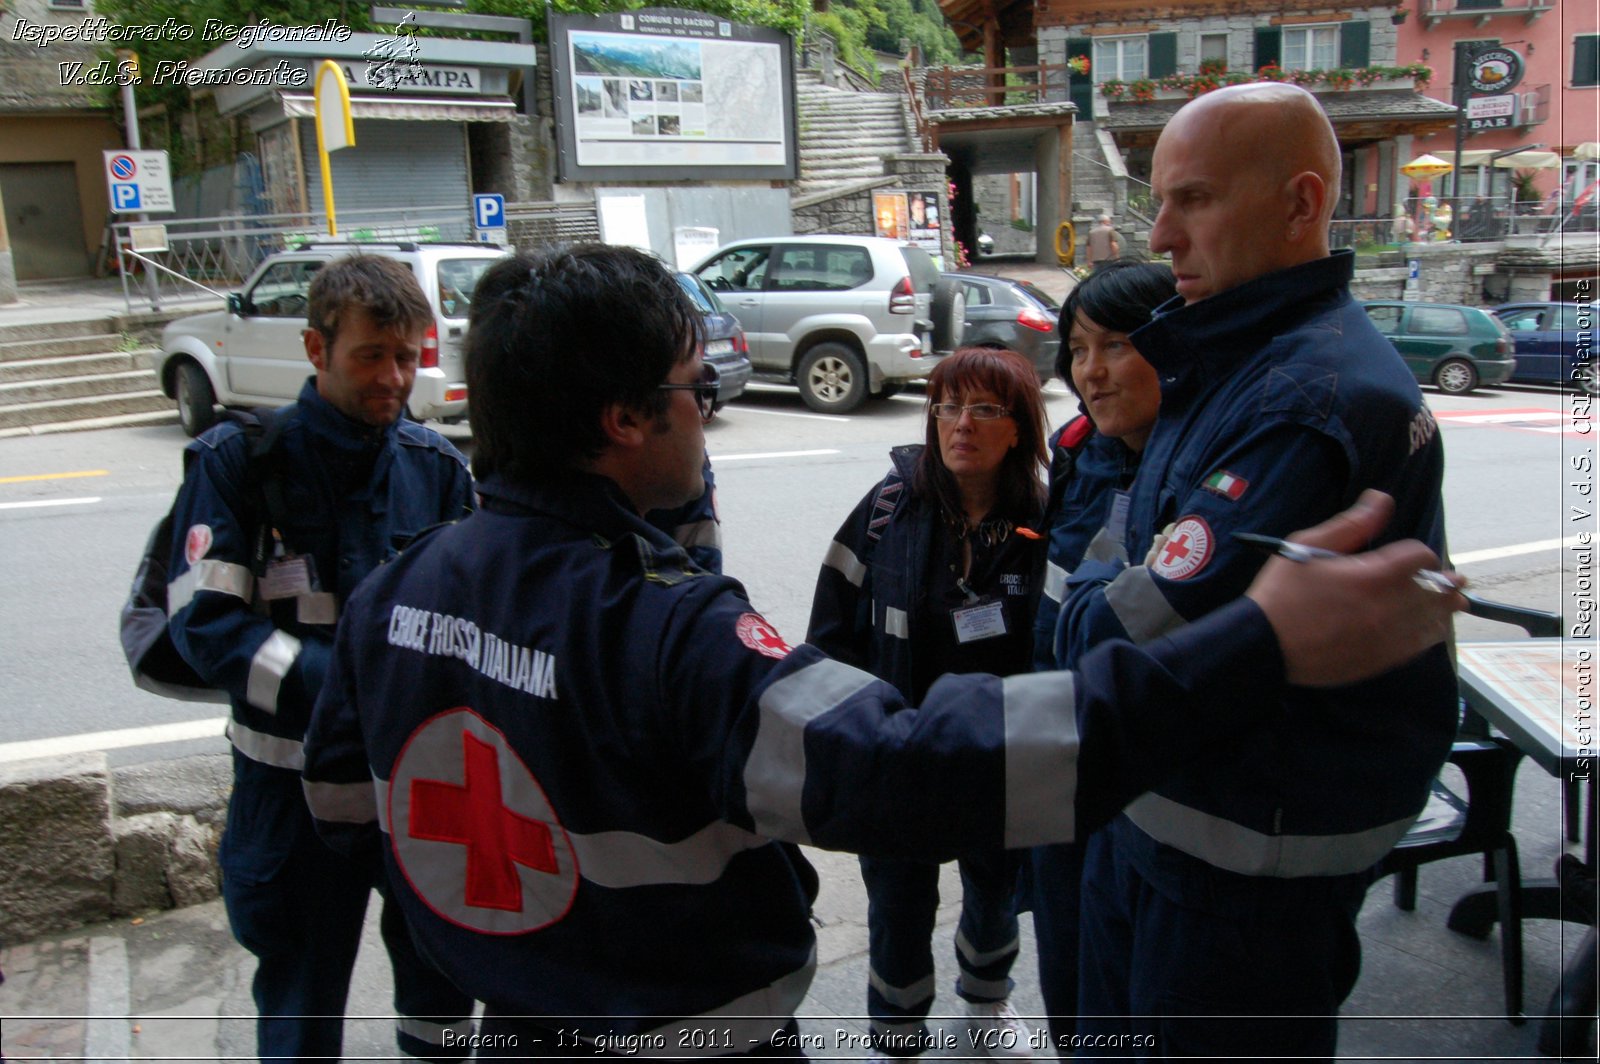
[1058,83,1458,1058]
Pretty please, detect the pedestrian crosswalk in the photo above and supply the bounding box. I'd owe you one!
[1432,407,1591,437]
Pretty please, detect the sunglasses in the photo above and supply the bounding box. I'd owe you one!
[658,362,721,423]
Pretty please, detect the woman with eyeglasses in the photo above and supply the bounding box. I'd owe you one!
[1027,259,1173,1048]
[807,346,1050,1061]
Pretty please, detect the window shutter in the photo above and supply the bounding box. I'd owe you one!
[1148,32,1178,77]
[1576,36,1600,88]
[1340,21,1371,68]
[1254,27,1281,71]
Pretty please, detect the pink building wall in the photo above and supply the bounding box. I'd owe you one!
[1394,0,1598,201]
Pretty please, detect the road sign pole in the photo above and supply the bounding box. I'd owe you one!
[116,50,159,311]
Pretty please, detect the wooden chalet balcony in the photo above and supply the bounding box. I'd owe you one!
[922,64,1075,111]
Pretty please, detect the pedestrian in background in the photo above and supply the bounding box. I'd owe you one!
[1085,216,1121,269]
[165,255,476,1060]
[808,347,1050,1060]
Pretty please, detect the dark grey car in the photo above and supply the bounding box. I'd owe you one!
[944,273,1062,384]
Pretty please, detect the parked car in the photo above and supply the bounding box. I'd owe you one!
[1491,302,1597,395]
[692,235,961,413]
[674,271,752,412]
[156,241,509,436]
[943,272,1061,384]
[1360,300,1516,395]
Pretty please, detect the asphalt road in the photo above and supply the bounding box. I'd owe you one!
[0,378,1587,768]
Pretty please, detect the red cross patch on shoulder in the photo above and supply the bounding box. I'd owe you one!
[736,613,792,659]
[1149,515,1213,581]
[184,524,213,565]
[388,708,578,936]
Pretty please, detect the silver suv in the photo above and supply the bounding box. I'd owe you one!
[693,235,961,413]
[155,241,508,436]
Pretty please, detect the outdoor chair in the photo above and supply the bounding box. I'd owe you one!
[1371,599,1562,1022]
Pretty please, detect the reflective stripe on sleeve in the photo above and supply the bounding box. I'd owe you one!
[1124,793,1419,877]
[882,605,910,639]
[303,778,380,825]
[823,540,867,587]
[167,559,253,615]
[1042,561,1069,605]
[675,518,721,551]
[1083,526,1127,565]
[226,720,304,770]
[374,772,391,834]
[570,820,773,889]
[745,658,879,844]
[1104,565,1188,645]
[246,630,302,713]
[1001,671,1079,848]
[632,950,815,1056]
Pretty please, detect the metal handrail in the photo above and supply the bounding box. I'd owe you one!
[902,65,933,152]
[117,248,229,312]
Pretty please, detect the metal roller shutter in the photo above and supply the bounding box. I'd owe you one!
[301,119,468,215]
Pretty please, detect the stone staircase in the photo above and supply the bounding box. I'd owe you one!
[0,318,172,434]
[1070,120,1151,260]
[794,70,917,198]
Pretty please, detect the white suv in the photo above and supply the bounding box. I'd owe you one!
[693,235,962,413]
[155,241,508,436]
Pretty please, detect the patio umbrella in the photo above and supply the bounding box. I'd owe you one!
[1401,153,1455,180]
[1575,142,1600,162]
[1492,150,1560,169]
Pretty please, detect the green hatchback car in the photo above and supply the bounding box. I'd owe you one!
[1360,300,1517,395]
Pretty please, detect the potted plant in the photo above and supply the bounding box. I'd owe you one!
[1392,6,1409,25]
[1128,78,1157,102]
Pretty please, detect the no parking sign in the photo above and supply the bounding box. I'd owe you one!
[103,150,174,214]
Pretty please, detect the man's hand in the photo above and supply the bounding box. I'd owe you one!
[1245,490,1466,687]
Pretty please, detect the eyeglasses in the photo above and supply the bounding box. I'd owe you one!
[931,402,1010,421]
[658,362,721,423]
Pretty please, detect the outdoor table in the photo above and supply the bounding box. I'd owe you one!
[1449,640,1595,1056]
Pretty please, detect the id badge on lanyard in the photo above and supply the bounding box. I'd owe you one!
[952,598,1007,643]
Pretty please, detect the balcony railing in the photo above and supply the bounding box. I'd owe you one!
[1423,0,1556,28]
[922,64,1072,111]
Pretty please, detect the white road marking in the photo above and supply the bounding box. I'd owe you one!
[721,406,851,423]
[710,449,840,461]
[0,496,102,511]
[1453,536,1588,565]
[85,936,131,1063]
[0,718,226,764]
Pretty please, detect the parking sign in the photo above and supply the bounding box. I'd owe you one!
[474,194,505,230]
[103,150,174,214]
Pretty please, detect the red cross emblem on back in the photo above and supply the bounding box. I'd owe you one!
[410,731,559,912]
[388,708,578,934]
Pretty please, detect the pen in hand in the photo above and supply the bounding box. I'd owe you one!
[1233,532,1461,594]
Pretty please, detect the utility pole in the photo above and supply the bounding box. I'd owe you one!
[116,49,160,311]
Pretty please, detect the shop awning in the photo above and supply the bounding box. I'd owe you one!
[1446,148,1562,169]
[279,95,518,123]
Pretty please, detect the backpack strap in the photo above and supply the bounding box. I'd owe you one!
[1046,414,1095,517]
[865,467,906,545]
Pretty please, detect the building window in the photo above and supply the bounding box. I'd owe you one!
[1200,33,1228,66]
[1576,35,1600,87]
[47,0,88,7]
[1282,25,1339,71]
[1094,36,1147,83]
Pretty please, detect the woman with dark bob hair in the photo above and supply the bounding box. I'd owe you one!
[1028,258,1174,1046]
[808,346,1049,1060]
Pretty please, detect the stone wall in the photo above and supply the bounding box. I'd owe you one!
[792,152,956,265]
[0,753,229,943]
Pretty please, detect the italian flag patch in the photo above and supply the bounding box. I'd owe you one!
[1202,470,1249,501]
